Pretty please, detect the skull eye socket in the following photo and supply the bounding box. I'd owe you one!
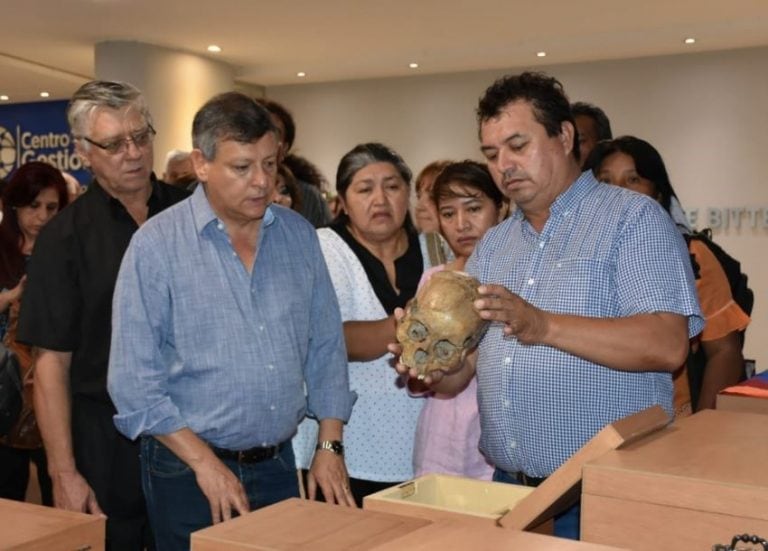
[434,340,457,362]
[407,321,428,342]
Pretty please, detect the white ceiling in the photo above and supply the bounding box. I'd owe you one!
[2,0,768,104]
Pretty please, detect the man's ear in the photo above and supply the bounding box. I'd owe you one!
[190,149,209,182]
[74,139,91,169]
[559,120,576,157]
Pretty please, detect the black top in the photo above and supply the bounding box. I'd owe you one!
[17,178,189,403]
[331,222,423,314]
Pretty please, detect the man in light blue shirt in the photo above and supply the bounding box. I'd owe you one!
[108,92,355,550]
[396,72,703,540]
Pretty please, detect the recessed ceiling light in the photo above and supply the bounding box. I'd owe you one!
[207,45,222,53]
[409,62,419,69]
[40,91,50,98]
[536,51,547,58]
[297,71,306,78]
[684,37,696,45]
[0,95,9,101]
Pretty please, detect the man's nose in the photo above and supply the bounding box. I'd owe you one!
[251,169,270,190]
[497,149,518,174]
[124,138,143,159]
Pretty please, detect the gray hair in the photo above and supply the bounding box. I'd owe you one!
[164,149,191,167]
[192,92,276,160]
[335,142,412,198]
[67,80,152,144]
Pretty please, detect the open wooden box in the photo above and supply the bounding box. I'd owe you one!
[0,498,105,550]
[191,497,629,550]
[190,407,668,550]
[581,409,768,551]
[364,406,671,532]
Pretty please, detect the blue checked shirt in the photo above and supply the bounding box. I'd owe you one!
[108,186,354,449]
[466,172,704,477]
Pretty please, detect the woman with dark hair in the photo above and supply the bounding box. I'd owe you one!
[412,160,507,479]
[293,143,430,506]
[271,164,303,212]
[0,161,69,505]
[587,136,750,413]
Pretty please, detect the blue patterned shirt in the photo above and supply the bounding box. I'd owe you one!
[466,172,704,477]
[108,186,354,449]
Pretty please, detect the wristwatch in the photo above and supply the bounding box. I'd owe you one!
[316,440,344,456]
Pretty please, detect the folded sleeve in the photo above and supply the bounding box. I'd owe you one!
[107,230,187,439]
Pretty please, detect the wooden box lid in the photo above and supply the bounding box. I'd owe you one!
[191,497,431,550]
[0,498,105,550]
[497,404,670,529]
[582,409,768,520]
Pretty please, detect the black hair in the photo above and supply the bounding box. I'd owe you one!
[192,92,276,160]
[257,98,296,152]
[571,102,613,141]
[584,135,677,213]
[432,160,505,210]
[477,71,579,162]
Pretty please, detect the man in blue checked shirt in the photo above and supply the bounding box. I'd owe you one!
[108,92,356,551]
[395,72,703,540]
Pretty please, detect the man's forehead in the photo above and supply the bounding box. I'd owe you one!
[480,100,541,141]
[88,105,147,134]
[215,133,279,156]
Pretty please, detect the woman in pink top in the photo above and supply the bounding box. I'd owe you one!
[413,160,508,479]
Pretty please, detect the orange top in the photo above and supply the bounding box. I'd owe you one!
[690,239,750,341]
[673,239,751,417]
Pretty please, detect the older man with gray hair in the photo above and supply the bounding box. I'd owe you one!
[18,80,189,549]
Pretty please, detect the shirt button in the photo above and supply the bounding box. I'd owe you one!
[538,241,545,249]
[504,357,511,365]
[267,364,274,370]
[557,262,562,268]
[527,278,534,285]
[503,399,510,408]
[270,405,276,411]
[509,440,517,449]
[217,222,224,230]
[259,325,265,331]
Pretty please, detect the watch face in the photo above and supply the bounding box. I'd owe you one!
[318,440,344,455]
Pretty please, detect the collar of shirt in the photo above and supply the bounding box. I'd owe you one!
[510,171,598,221]
[189,183,276,236]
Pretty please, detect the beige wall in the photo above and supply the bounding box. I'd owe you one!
[268,46,767,371]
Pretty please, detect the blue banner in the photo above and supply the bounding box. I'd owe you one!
[0,100,90,184]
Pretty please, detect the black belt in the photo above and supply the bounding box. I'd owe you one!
[516,472,547,487]
[210,441,285,464]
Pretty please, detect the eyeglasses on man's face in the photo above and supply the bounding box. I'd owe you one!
[80,125,156,155]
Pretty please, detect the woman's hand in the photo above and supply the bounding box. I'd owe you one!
[0,276,26,311]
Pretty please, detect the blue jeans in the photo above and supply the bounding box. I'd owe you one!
[493,468,581,540]
[140,437,299,551]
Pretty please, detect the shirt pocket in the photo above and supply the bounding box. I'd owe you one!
[539,257,614,317]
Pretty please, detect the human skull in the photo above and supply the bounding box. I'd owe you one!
[397,270,487,376]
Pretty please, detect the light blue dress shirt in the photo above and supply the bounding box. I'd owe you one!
[467,172,704,477]
[108,186,354,450]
